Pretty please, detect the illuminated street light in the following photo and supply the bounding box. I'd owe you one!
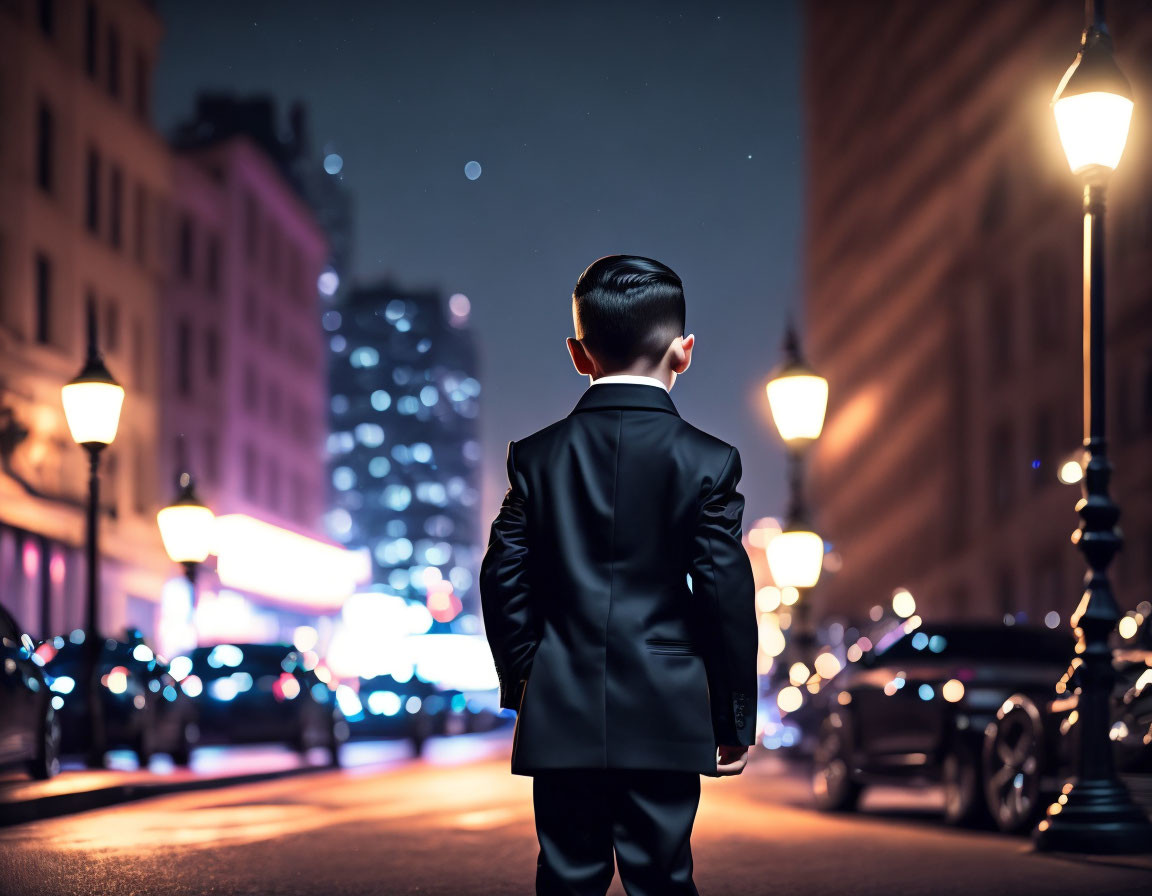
[766,326,829,446]
[61,305,123,768]
[1052,11,1133,176]
[766,530,824,589]
[1034,0,1152,855]
[765,322,829,664]
[891,589,917,619]
[157,471,215,611]
[1057,454,1085,485]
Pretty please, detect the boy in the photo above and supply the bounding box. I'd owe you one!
[480,254,758,896]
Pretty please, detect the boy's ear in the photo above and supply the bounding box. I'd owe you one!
[671,333,695,375]
[567,337,597,376]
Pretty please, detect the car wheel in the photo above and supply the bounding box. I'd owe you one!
[982,695,1045,834]
[135,724,154,769]
[170,726,192,767]
[27,708,61,780]
[326,721,342,768]
[942,740,988,826]
[812,715,862,812]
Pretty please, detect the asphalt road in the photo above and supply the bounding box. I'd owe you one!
[0,743,1149,896]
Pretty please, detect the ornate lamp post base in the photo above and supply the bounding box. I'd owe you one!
[1035,780,1152,854]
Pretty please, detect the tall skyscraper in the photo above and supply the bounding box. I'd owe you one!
[326,282,482,628]
[803,0,1152,625]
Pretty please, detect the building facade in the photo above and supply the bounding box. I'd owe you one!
[162,104,367,650]
[803,0,1152,625]
[0,1,366,651]
[326,282,483,627]
[0,0,170,639]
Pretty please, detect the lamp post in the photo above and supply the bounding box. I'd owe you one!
[61,305,124,768]
[1034,0,1152,854]
[156,470,215,615]
[765,323,829,663]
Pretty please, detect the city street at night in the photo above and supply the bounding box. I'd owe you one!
[4,0,1152,890]
[2,741,1150,896]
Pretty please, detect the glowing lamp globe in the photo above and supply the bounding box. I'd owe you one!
[61,356,124,447]
[766,373,829,443]
[157,474,215,565]
[766,529,824,589]
[1052,27,1133,176]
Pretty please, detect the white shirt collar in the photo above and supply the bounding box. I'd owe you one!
[590,374,669,392]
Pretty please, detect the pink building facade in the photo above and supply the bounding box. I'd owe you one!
[162,136,367,648]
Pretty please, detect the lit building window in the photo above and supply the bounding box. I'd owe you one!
[325,508,353,539]
[317,269,340,296]
[425,515,454,537]
[355,423,385,447]
[424,542,451,565]
[326,432,354,455]
[350,347,379,368]
[449,566,473,593]
[383,485,412,511]
[416,482,447,506]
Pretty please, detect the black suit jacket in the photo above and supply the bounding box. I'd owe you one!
[480,383,758,776]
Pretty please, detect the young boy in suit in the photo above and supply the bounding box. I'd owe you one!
[481,254,758,896]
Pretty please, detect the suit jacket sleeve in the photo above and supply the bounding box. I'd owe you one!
[691,446,758,746]
[480,440,538,711]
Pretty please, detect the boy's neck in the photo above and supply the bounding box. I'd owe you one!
[590,363,673,390]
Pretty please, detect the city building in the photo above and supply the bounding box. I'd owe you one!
[0,0,171,638]
[162,98,368,650]
[325,281,483,628]
[803,0,1152,625]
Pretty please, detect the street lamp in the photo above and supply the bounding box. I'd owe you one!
[61,305,124,768]
[157,471,215,611]
[765,323,828,659]
[1034,0,1152,855]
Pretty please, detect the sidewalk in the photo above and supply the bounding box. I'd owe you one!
[0,731,516,827]
[0,746,332,827]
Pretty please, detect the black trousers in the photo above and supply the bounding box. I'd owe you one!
[533,770,701,896]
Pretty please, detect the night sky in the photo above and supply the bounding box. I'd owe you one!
[155,0,803,526]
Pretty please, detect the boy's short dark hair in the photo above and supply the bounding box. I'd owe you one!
[572,255,685,368]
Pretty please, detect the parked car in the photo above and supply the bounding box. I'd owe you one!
[809,620,1073,824]
[344,674,440,755]
[39,630,197,766]
[181,643,344,765]
[0,603,59,779]
[982,644,1152,833]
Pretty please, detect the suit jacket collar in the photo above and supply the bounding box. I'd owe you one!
[570,383,681,417]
